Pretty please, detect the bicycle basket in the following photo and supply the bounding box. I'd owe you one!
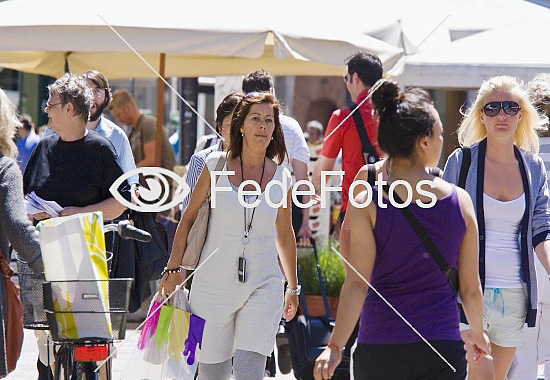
[43,278,133,342]
[16,256,48,329]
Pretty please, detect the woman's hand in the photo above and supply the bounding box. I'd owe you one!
[467,330,491,361]
[282,293,298,322]
[313,344,342,380]
[159,270,186,296]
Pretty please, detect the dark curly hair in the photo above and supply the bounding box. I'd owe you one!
[371,80,435,158]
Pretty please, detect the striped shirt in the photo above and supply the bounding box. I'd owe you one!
[181,142,222,211]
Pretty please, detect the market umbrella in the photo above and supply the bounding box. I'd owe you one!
[0,0,403,164]
[0,0,403,76]
[356,0,549,53]
[399,17,550,89]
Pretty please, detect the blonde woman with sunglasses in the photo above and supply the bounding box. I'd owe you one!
[443,76,550,380]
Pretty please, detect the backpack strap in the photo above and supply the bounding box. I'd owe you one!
[382,185,459,295]
[429,167,442,178]
[458,146,471,189]
[367,164,377,186]
[348,106,379,165]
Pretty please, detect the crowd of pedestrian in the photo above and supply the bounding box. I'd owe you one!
[2,51,550,380]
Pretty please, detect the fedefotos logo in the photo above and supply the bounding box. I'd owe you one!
[110,167,190,213]
[110,167,438,213]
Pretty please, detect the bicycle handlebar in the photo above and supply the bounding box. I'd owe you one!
[104,220,152,243]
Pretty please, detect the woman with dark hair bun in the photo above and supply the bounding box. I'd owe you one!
[314,80,489,380]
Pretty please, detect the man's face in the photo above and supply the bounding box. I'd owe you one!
[44,94,66,131]
[344,71,356,95]
[85,78,107,122]
[18,126,29,139]
[110,105,131,126]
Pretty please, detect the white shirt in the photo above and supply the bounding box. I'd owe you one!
[280,115,309,169]
[484,192,525,288]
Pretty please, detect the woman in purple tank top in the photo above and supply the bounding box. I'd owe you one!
[314,81,490,380]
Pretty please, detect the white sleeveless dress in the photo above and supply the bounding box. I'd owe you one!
[189,151,292,364]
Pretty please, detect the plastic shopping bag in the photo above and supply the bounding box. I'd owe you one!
[37,212,108,281]
[38,212,111,339]
[120,288,205,380]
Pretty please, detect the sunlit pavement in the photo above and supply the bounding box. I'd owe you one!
[5,325,297,379]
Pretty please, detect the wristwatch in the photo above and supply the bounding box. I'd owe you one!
[285,285,301,295]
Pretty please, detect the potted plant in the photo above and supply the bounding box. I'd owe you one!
[297,240,345,318]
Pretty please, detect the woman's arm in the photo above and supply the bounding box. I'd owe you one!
[0,160,43,274]
[159,165,211,293]
[456,188,490,359]
[314,190,377,380]
[60,197,126,221]
[276,191,299,321]
[532,157,550,275]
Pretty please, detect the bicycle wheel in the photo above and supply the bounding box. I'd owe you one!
[54,344,73,380]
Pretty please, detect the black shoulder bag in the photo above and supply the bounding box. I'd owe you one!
[349,106,379,164]
[382,185,459,295]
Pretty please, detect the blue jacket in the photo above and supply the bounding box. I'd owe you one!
[443,139,550,327]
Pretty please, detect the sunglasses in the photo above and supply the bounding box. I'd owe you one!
[483,101,520,117]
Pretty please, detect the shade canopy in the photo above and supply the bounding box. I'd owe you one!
[0,0,403,78]
[399,17,550,89]
[358,0,548,53]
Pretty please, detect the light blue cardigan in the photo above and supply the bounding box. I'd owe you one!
[443,139,550,327]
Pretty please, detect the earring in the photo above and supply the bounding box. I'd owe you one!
[241,133,244,137]
[271,137,273,140]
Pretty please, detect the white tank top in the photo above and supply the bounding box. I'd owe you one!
[484,192,525,288]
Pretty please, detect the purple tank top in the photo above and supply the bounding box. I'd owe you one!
[358,185,465,344]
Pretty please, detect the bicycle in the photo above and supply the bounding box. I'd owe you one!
[18,220,152,380]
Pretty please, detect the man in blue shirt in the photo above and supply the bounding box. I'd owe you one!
[15,114,40,172]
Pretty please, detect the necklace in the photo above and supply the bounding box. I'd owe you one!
[240,155,266,246]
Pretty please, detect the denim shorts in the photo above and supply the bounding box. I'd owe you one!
[461,287,528,347]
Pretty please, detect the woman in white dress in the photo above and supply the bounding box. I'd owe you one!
[160,92,299,380]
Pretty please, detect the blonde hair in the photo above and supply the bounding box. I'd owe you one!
[107,90,137,111]
[458,76,544,154]
[0,88,21,159]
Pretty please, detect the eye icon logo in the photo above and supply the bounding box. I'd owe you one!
[110,167,190,213]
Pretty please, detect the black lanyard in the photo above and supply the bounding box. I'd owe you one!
[240,155,266,247]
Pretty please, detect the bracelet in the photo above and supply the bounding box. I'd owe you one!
[327,342,342,351]
[285,285,301,295]
[161,266,183,276]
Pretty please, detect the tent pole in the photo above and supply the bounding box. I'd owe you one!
[155,53,166,167]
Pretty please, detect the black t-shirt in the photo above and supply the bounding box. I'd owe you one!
[23,131,130,208]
